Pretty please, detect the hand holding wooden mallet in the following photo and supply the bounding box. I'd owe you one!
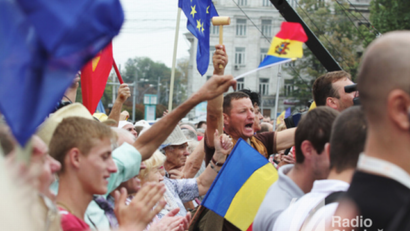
[212,16,231,69]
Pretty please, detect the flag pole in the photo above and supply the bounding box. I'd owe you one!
[168,8,182,112]
[273,65,282,131]
[113,60,124,84]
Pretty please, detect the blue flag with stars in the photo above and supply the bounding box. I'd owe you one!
[179,0,218,76]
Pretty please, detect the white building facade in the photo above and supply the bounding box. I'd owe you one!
[185,0,295,119]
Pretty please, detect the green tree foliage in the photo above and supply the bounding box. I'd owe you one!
[77,57,189,121]
[361,0,410,47]
[284,0,364,106]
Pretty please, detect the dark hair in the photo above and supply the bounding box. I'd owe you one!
[313,71,351,106]
[330,106,367,173]
[295,106,339,163]
[197,121,207,129]
[239,89,260,107]
[223,92,249,114]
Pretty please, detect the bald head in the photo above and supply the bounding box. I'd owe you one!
[358,31,410,123]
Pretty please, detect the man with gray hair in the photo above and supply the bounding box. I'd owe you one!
[162,126,190,179]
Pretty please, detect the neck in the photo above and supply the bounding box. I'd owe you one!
[164,161,180,173]
[327,168,355,184]
[56,174,93,220]
[287,164,316,193]
[365,125,410,174]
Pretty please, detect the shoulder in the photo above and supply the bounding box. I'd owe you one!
[59,208,89,231]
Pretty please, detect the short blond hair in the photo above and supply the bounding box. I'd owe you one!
[138,150,166,180]
[49,117,116,173]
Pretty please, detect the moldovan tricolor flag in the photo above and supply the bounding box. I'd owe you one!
[202,139,279,231]
[259,22,307,68]
[81,42,113,114]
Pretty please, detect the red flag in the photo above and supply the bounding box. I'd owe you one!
[81,42,113,113]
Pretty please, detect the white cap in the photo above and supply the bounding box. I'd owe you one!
[161,126,188,149]
[118,120,133,129]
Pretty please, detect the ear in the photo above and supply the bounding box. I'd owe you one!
[300,140,313,161]
[223,113,229,127]
[67,147,81,170]
[326,97,338,110]
[387,89,410,131]
[324,142,331,160]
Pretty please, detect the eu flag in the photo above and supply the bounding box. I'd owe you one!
[179,0,218,76]
[0,0,124,146]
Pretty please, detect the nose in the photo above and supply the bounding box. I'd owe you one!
[132,130,138,137]
[108,158,118,173]
[183,149,190,156]
[49,156,62,173]
[158,172,164,182]
[248,110,255,119]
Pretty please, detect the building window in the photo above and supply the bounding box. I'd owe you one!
[211,25,219,35]
[235,47,246,65]
[284,61,296,67]
[284,79,294,96]
[261,20,272,37]
[237,78,244,90]
[236,19,247,36]
[259,78,269,96]
[262,0,271,7]
[260,48,269,62]
[209,46,216,66]
[238,0,247,6]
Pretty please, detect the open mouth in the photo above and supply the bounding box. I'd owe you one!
[245,123,253,129]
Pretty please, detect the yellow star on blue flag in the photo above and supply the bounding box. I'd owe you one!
[179,0,218,75]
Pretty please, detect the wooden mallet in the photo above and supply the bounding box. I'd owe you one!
[212,16,231,68]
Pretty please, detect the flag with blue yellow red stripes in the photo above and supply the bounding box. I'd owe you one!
[202,138,279,231]
[259,22,308,68]
[178,0,218,75]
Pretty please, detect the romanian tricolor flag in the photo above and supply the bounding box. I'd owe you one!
[202,139,279,231]
[259,22,308,68]
[81,42,114,114]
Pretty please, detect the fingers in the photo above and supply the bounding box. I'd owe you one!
[118,187,128,205]
[165,208,180,217]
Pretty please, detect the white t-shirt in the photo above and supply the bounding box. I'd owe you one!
[273,179,349,231]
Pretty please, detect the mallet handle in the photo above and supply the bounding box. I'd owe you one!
[219,26,223,69]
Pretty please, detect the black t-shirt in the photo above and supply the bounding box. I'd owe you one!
[346,171,410,231]
[203,131,276,165]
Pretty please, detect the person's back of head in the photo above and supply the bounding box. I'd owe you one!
[259,122,273,133]
[295,106,339,166]
[329,106,367,173]
[182,129,198,142]
[49,117,116,174]
[180,122,197,133]
[358,31,410,129]
[239,89,260,107]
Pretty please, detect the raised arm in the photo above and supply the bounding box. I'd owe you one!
[276,128,296,151]
[134,75,236,161]
[182,139,205,178]
[196,130,232,196]
[205,45,228,149]
[108,83,131,126]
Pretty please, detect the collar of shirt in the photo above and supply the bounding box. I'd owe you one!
[357,153,410,190]
[310,179,350,194]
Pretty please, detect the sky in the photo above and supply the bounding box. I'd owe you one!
[113,0,190,69]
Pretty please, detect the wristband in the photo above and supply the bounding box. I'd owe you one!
[211,157,224,167]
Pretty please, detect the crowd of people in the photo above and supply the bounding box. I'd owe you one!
[1,30,410,231]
